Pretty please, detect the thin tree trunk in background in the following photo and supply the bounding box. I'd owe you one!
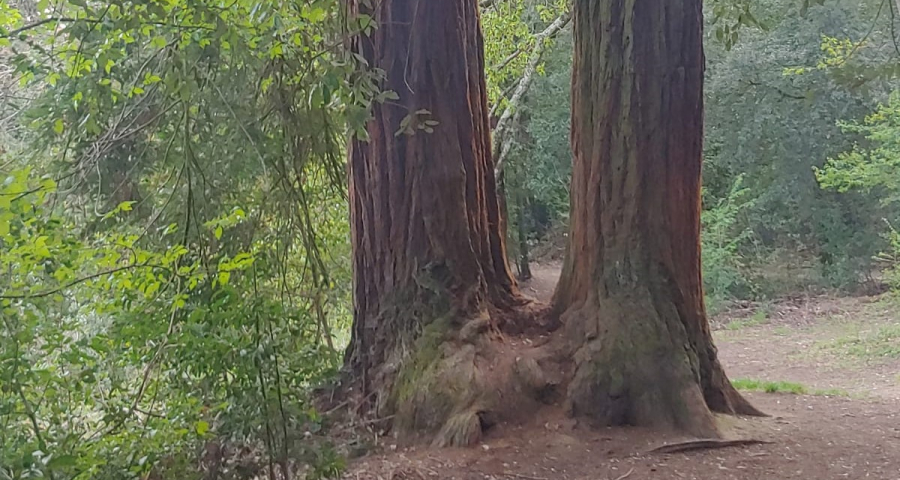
[343,0,523,444]
[553,0,763,436]
[516,190,532,281]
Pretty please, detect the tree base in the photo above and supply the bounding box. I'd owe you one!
[383,309,564,447]
[342,282,760,447]
[560,288,762,438]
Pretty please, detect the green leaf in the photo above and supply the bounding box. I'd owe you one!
[47,454,77,469]
[214,225,223,240]
[53,118,64,134]
[196,420,210,436]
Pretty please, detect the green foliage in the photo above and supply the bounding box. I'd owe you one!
[0,164,346,479]
[701,176,758,310]
[0,0,378,477]
[817,92,900,289]
[482,0,568,108]
[817,92,900,199]
[703,0,889,291]
[504,29,572,243]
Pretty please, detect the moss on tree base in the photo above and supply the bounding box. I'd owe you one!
[562,293,720,438]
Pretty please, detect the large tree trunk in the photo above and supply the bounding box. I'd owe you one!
[552,0,763,437]
[343,0,531,446]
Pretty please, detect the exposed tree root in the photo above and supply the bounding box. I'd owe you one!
[648,438,774,455]
[434,410,484,447]
[379,305,564,447]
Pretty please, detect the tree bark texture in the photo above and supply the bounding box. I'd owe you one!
[553,0,763,437]
[343,0,524,443]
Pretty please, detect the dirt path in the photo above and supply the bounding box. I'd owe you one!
[346,393,900,480]
[343,262,900,480]
[519,262,563,303]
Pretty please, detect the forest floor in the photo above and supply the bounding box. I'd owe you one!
[341,261,900,480]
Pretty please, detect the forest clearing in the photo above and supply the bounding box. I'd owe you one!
[4,0,900,479]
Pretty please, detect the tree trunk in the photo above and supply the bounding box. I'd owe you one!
[343,0,529,446]
[515,188,533,281]
[553,0,763,437]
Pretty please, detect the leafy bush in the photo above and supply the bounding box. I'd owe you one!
[817,91,900,292]
[701,176,758,311]
[1,166,347,479]
[0,0,370,477]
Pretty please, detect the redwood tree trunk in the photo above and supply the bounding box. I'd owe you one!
[343,0,522,444]
[553,0,762,436]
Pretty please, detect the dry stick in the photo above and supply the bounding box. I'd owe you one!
[611,468,635,480]
[502,473,547,480]
[648,439,773,455]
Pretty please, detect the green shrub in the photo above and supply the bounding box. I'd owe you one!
[702,176,758,311]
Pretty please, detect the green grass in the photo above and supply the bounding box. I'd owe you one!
[817,324,900,360]
[724,309,770,331]
[731,378,807,394]
[731,378,849,397]
[772,326,792,336]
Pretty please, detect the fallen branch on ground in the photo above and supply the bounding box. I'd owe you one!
[648,439,773,455]
[611,467,634,480]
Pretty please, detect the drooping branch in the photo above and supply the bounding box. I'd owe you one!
[492,11,571,179]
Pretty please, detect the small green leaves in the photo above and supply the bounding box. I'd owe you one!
[46,72,61,86]
[301,6,327,23]
[46,454,78,470]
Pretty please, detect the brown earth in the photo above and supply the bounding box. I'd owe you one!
[342,261,900,480]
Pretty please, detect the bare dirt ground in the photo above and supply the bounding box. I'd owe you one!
[342,262,900,480]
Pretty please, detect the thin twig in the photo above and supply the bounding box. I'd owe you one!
[0,263,173,299]
[611,468,635,480]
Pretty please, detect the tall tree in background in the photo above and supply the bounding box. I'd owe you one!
[343,0,528,445]
[553,0,763,436]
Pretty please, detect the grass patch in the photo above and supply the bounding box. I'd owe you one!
[731,378,807,394]
[731,378,849,396]
[817,324,900,360]
[724,309,770,331]
[772,326,792,336]
[812,387,851,397]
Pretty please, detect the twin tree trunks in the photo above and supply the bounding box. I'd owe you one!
[343,0,763,446]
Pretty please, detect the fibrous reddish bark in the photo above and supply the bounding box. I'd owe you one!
[552,0,763,437]
[343,0,529,445]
